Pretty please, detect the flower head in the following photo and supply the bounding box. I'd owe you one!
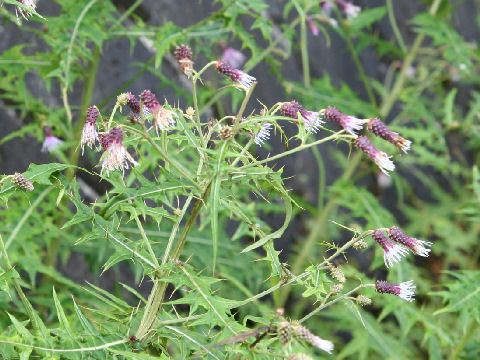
[368,118,412,153]
[174,45,194,78]
[372,229,409,268]
[328,263,345,283]
[81,106,100,154]
[100,127,137,175]
[388,227,432,257]
[221,45,246,69]
[16,0,37,20]
[12,172,34,191]
[341,2,361,19]
[140,90,175,133]
[375,280,416,302]
[354,136,395,175]
[281,100,324,133]
[42,126,63,153]
[291,322,334,354]
[306,17,319,36]
[324,106,365,136]
[254,122,272,146]
[216,60,256,89]
[125,92,150,123]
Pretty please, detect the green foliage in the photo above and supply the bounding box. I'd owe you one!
[0,0,479,359]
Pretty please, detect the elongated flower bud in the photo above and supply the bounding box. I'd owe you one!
[81,106,100,154]
[174,45,194,78]
[367,118,412,153]
[216,60,256,89]
[324,106,365,136]
[375,280,416,302]
[372,229,409,268]
[354,136,395,175]
[281,100,323,133]
[387,227,432,257]
[12,172,34,191]
[291,322,334,354]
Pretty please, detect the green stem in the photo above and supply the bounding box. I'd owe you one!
[191,77,205,146]
[386,0,407,54]
[233,81,257,134]
[132,207,160,268]
[448,320,477,360]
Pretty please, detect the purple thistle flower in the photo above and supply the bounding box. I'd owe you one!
[368,118,412,154]
[375,280,416,302]
[100,127,137,175]
[388,227,432,257]
[81,106,100,154]
[221,44,247,69]
[372,229,409,268]
[216,60,256,89]
[16,0,37,20]
[324,106,365,136]
[281,100,324,133]
[125,92,150,122]
[42,126,63,153]
[140,90,175,133]
[354,136,395,175]
[306,17,319,36]
[255,122,272,146]
[174,44,194,78]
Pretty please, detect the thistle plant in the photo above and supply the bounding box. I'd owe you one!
[0,0,479,359]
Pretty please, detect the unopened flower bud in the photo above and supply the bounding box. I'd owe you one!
[219,125,233,140]
[116,93,130,106]
[328,263,345,283]
[185,106,195,118]
[352,238,368,250]
[355,295,372,306]
[330,283,343,294]
[12,172,34,191]
[277,320,292,346]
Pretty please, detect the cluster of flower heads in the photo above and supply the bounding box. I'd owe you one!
[79,89,178,175]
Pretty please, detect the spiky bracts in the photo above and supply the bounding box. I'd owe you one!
[354,136,395,175]
[100,127,137,175]
[324,106,365,136]
[216,60,256,89]
[375,280,416,302]
[140,90,175,133]
[81,106,100,154]
[388,226,433,257]
[174,45,194,78]
[368,118,411,153]
[281,100,323,133]
[12,173,34,191]
[371,229,409,268]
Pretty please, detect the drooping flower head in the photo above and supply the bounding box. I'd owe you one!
[174,45,194,78]
[324,106,365,136]
[42,126,63,153]
[291,322,334,354]
[306,17,319,36]
[81,106,100,154]
[254,122,272,146]
[375,280,416,302]
[12,172,34,191]
[221,44,247,69]
[387,227,432,257]
[367,118,412,154]
[336,0,361,18]
[16,0,37,20]
[140,90,175,133]
[216,60,256,90]
[100,127,137,175]
[371,229,409,268]
[281,100,324,133]
[354,136,395,175]
[125,92,150,123]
